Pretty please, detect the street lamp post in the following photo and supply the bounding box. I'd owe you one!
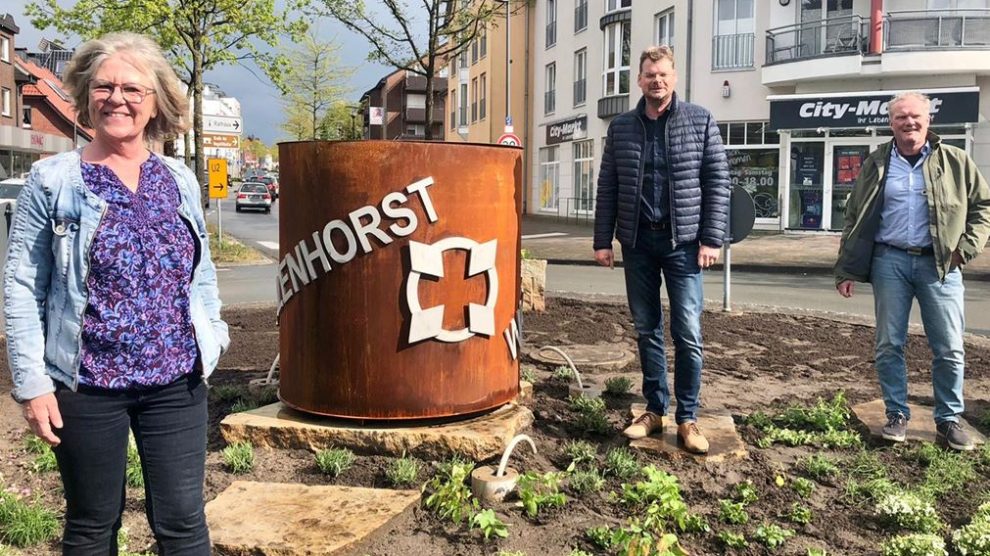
[504,0,512,133]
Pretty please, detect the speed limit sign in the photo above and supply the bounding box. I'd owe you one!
[497,133,522,147]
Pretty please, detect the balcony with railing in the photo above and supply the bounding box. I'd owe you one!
[884,10,990,49]
[764,11,990,85]
[712,33,755,70]
[765,15,867,65]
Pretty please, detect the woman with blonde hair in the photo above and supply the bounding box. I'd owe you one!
[3,32,228,554]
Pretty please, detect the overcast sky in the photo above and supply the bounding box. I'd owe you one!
[6,0,391,145]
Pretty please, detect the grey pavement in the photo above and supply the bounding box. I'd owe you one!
[521,215,990,281]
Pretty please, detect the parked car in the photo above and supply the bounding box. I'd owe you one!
[235,182,272,213]
[257,175,279,199]
[0,178,26,201]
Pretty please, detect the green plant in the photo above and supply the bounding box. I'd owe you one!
[125,437,143,488]
[569,396,610,435]
[787,503,813,525]
[568,468,605,496]
[801,454,840,480]
[753,523,795,550]
[875,491,943,533]
[230,398,260,413]
[604,447,639,480]
[733,481,758,505]
[564,440,597,467]
[918,450,977,500]
[469,509,508,540]
[568,551,593,556]
[807,548,829,556]
[29,448,57,474]
[520,367,537,383]
[792,477,816,498]
[750,393,862,448]
[881,533,947,556]
[951,501,990,555]
[718,500,749,525]
[847,450,889,480]
[845,477,899,505]
[117,527,154,556]
[209,384,244,402]
[953,519,990,555]
[604,376,633,395]
[682,514,710,534]
[552,365,575,381]
[386,454,420,487]
[585,525,614,550]
[221,442,254,474]
[424,460,476,524]
[0,491,59,548]
[517,471,567,518]
[22,436,48,455]
[620,466,692,531]
[717,530,748,549]
[315,447,355,478]
[610,506,689,556]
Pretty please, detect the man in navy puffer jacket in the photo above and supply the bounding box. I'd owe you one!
[593,45,730,454]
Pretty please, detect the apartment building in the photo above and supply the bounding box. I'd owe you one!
[1,16,92,179]
[530,0,990,233]
[360,68,448,140]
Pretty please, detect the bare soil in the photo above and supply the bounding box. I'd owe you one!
[3,297,990,555]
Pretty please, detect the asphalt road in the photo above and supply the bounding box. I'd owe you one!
[213,204,990,337]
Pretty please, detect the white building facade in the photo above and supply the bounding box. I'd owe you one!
[529,0,990,233]
[174,84,244,177]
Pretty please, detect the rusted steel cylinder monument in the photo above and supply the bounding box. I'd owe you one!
[276,141,522,419]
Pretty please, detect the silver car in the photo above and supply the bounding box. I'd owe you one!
[235,182,272,214]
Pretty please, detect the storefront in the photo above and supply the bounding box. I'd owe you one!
[768,87,978,232]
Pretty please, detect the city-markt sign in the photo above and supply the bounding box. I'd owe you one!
[768,87,979,130]
[546,115,588,145]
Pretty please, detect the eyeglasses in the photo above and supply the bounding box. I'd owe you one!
[89,81,156,104]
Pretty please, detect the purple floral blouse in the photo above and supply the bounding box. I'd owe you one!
[78,155,199,389]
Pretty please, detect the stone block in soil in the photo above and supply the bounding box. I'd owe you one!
[529,343,636,371]
[220,401,534,460]
[627,403,749,463]
[206,481,419,555]
[853,399,987,445]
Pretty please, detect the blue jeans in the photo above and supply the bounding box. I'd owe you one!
[871,245,966,424]
[53,374,210,555]
[621,230,704,423]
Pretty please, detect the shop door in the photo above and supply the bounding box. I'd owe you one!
[828,144,871,231]
[788,142,825,230]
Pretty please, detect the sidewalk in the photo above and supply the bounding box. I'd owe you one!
[521,215,990,281]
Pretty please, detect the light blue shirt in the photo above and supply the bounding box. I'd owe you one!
[875,142,933,249]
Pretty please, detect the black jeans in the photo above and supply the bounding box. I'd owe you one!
[53,374,209,556]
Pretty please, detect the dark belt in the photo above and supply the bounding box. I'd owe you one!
[878,243,934,256]
[641,220,670,231]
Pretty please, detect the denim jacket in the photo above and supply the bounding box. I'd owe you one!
[3,149,230,402]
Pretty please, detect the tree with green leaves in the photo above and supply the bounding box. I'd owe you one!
[26,0,307,202]
[279,30,353,141]
[313,0,504,140]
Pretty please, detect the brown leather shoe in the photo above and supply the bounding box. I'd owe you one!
[677,421,710,454]
[623,412,663,439]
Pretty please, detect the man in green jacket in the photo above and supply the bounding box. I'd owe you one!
[835,91,990,450]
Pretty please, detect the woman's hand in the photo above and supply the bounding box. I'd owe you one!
[22,393,63,446]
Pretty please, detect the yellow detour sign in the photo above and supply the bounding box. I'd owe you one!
[208,158,228,199]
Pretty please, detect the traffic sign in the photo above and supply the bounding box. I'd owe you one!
[208,158,228,199]
[203,116,242,134]
[497,133,521,147]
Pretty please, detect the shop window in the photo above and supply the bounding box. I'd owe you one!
[539,146,560,210]
[728,148,780,219]
[573,140,595,211]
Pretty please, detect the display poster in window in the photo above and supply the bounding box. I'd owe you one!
[834,147,865,186]
[727,149,780,219]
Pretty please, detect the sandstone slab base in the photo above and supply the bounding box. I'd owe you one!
[206,481,419,555]
[852,399,986,446]
[627,404,748,463]
[220,402,534,460]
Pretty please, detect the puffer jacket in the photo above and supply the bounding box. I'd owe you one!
[834,133,990,286]
[3,149,230,403]
[593,93,730,250]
